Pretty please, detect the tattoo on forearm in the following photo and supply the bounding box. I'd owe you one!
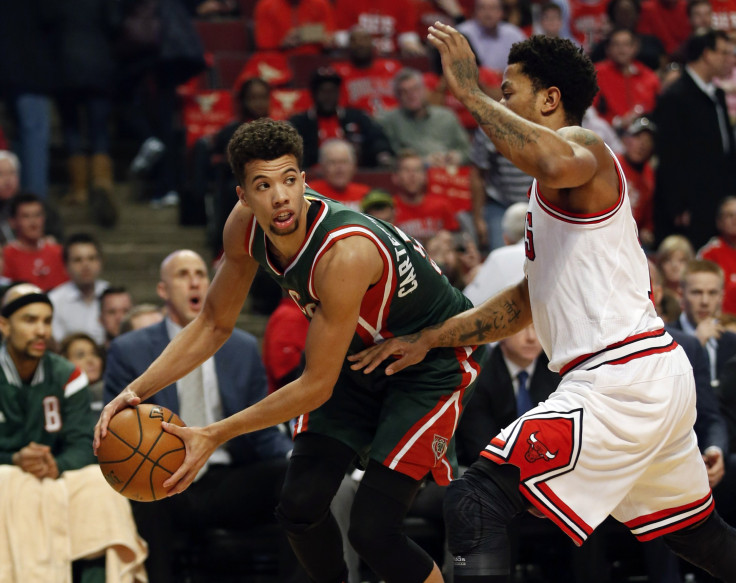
[451,59,478,90]
[469,97,541,150]
[452,299,523,344]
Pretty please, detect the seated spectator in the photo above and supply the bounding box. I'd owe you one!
[99,286,133,349]
[589,0,666,72]
[616,116,656,249]
[391,150,461,243]
[469,126,533,252]
[118,303,164,336]
[360,188,396,223]
[699,196,736,317]
[378,68,471,167]
[332,27,402,116]
[463,200,528,306]
[2,193,68,291]
[333,0,425,56]
[104,250,305,583]
[290,67,394,168]
[638,0,692,56]
[0,283,147,582]
[253,0,336,55]
[534,1,569,39]
[656,234,695,321]
[457,0,526,72]
[59,332,105,412]
[307,139,371,210]
[0,151,20,244]
[424,229,481,289]
[262,294,311,395]
[569,0,609,51]
[593,28,662,130]
[48,233,108,345]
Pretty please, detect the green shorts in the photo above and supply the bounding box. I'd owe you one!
[293,345,486,485]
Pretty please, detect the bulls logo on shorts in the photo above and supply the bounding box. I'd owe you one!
[481,409,583,483]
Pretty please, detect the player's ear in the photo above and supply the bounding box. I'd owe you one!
[0,316,8,339]
[542,86,561,114]
[236,185,249,207]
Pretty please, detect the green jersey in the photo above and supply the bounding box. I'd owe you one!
[246,190,473,355]
[0,347,95,473]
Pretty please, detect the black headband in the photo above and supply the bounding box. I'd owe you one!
[1,293,52,318]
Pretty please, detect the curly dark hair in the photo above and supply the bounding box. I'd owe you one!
[227,118,304,187]
[508,35,598,126]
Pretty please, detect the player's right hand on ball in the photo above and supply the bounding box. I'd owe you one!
[94,388,141,455]
[347,333,431,375]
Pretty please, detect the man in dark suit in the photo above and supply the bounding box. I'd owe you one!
[103,249,303,583]
[653,29,736,249]
[669,259,736,386]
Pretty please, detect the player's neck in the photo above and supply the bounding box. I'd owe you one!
[7,347,41,384]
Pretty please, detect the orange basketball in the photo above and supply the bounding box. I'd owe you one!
[97,404,186,502]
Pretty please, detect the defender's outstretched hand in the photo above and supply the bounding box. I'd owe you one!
[161,422,219,495]
[427,22,480,102]
[347,332,432,375]
[93,388,141,454]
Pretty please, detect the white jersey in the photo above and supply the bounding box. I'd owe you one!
[523,146,664,373]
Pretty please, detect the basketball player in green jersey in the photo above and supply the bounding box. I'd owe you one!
[95,118,484,583]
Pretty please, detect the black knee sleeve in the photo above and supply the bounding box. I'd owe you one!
[348,460,433,583]
[444,459,527,581]
[275,433,356,583]
[663,511,736,582]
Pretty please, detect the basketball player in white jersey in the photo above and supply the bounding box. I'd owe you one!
[350,23,736,582]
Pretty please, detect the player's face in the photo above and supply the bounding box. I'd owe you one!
[158,253,210,327]
[500,65,545,124]
[717,199,736,239]
[1,303,53,362]
[237,154,307,238]
[500,324,543,367]
[682,272,724,324]
[66,243,102,288]
[100,293,133,338]
[65,338,103,384]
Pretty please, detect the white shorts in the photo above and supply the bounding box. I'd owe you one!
[481,339,713,545]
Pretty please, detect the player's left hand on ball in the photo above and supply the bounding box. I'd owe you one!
[161,423,217,495]
[347,333,430,375]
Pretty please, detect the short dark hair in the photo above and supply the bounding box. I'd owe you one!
[9,192,43,218]
[227,118,304,187]
[507,35,599,126]
[63,232,102,264]
[686,29,729,63]
[99,286,129,308]
[59,332,104,361]
[606,0,640,21]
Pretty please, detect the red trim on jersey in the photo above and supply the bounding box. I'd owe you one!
[265,199,329,276]
[308,225,396,343]
[293,412,309,437]
[244,214,257,256]
[625,493,714,541]
[600,343,678,367]
[559,328,668,375]
[533,148,626,224]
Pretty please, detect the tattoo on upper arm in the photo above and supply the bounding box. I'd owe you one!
[569,128,599,146]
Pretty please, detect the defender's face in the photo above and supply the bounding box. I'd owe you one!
[500,64,543,123]
[682,272,724,324]
[237,155,307,238]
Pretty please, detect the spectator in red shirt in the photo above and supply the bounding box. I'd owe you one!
[333,0,425,56]
[594,28,661,129]
[3,193,68,291]
[332,27,402,116]
[391,150,460,243]
[308,139,372,211]
[253,0,336,55]
[262,295,311,394]
[699,196,736,316]
[637,0,690,55]
[617,116,657,249]
[289,67,394,168]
